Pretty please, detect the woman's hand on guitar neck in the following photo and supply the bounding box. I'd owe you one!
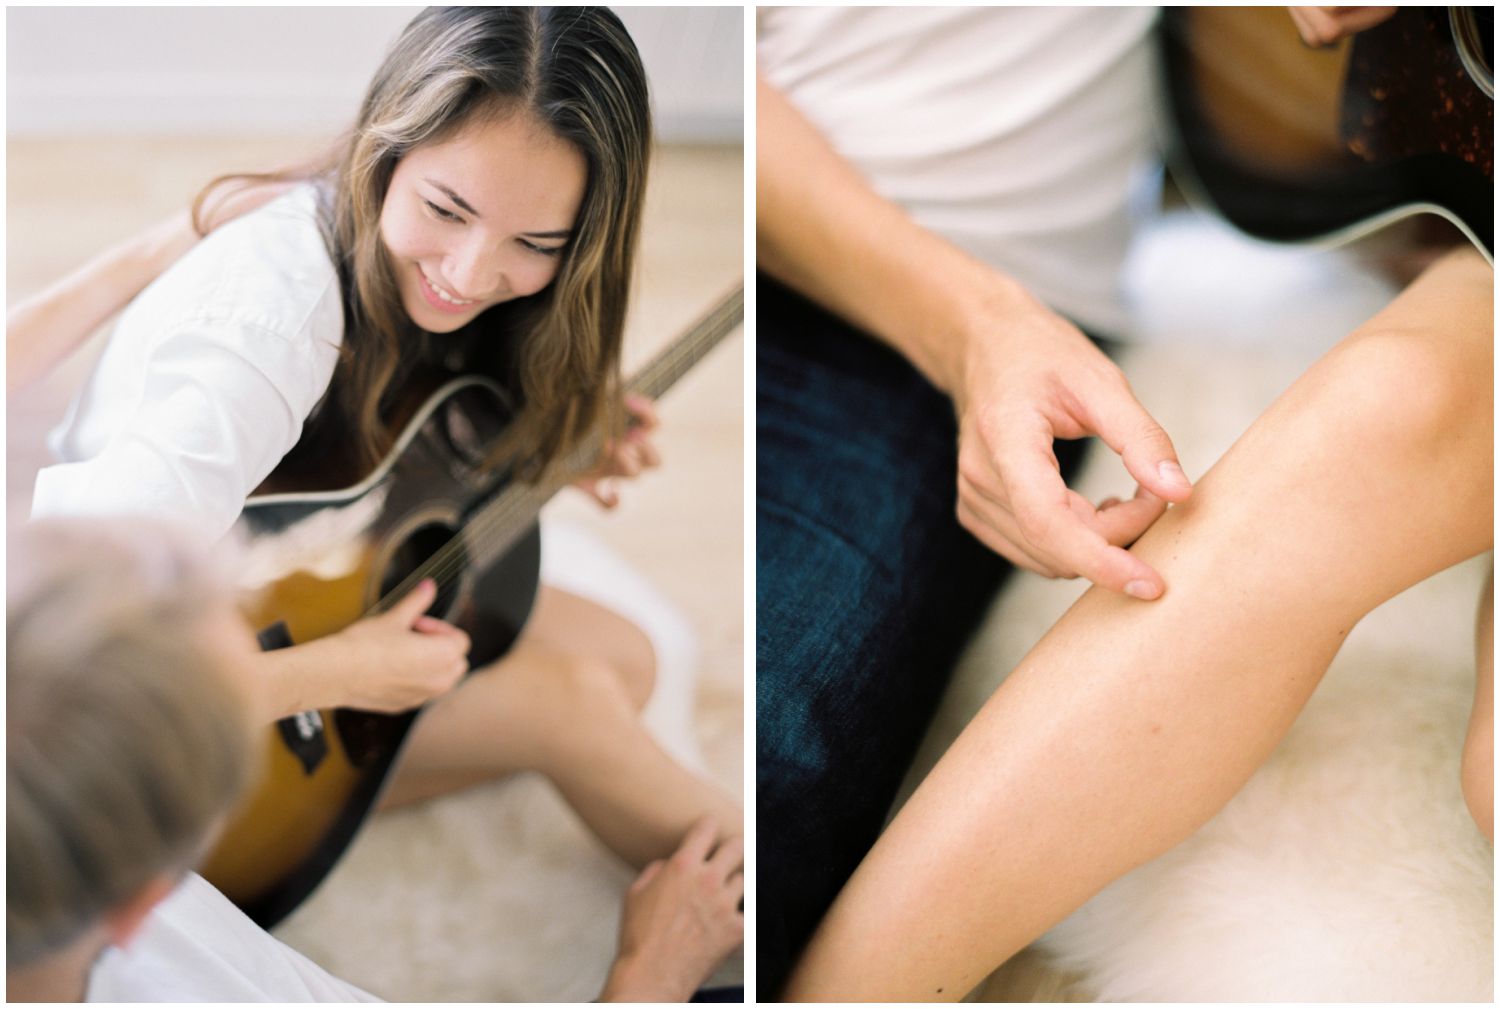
[262,579,470,719]
[573,393,662,509]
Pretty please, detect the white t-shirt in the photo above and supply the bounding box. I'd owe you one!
[87,873,380,1002]
[32,184,344,540]
[757,6,1161,335]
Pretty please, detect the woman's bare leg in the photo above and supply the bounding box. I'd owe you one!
[383,586,741,867]
[785,247,1493,1001]
[1462,568,1493,841]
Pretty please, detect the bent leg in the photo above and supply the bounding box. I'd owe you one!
[1462,568,1493,842]
[385,586,740,867]
[785,247,1494,1000]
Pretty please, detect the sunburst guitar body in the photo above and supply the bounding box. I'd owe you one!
[200,287,743,927]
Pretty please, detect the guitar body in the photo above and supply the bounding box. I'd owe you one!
[200,375,540,927]
[1161,6,1493,257]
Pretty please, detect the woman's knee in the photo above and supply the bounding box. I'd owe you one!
[1324,325,1490,463]
[527,652,658,772]
[553,652,641,717]
[531,588,659,711]
[1323,246,1492,460]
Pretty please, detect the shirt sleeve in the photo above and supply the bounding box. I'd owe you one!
[31,319,334,542]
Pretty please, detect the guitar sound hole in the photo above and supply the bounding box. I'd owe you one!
[380,522,467,620]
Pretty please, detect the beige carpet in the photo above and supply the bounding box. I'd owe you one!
[7,138,743,1001]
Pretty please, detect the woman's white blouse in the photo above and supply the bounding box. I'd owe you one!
[32,185,344,540]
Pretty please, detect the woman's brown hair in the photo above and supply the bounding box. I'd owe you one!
[195,7,652,479]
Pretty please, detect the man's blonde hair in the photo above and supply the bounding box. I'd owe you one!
[6,519,258,965]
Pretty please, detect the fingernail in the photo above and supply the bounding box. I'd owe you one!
[1124,579,1160,600]
[1157,461,1189,488]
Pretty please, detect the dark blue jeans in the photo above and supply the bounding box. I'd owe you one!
[755,275,1094,994]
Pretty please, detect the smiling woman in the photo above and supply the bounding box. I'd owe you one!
[171,7,655,488]
[381,115,586,325]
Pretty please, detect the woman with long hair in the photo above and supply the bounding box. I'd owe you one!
[22,6,742,981]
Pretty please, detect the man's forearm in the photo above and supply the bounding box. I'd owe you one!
[756,73,1033,397]
[258,636,348,723]
[7,212,198,392]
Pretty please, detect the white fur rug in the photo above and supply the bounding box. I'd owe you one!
[905,213,1494,1002]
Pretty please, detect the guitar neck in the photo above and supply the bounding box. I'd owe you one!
[628,285,744,400]
[464,284,744,573]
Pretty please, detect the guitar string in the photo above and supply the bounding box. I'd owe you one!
[364,289,743,618]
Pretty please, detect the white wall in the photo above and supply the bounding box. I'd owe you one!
[6,6,742,143]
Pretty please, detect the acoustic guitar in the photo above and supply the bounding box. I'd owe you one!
[1160,6,1492,259]
[200,286,743,928]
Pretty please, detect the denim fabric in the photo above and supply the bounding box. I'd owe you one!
[755,274,1095,993]
[690,986,743,1002]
